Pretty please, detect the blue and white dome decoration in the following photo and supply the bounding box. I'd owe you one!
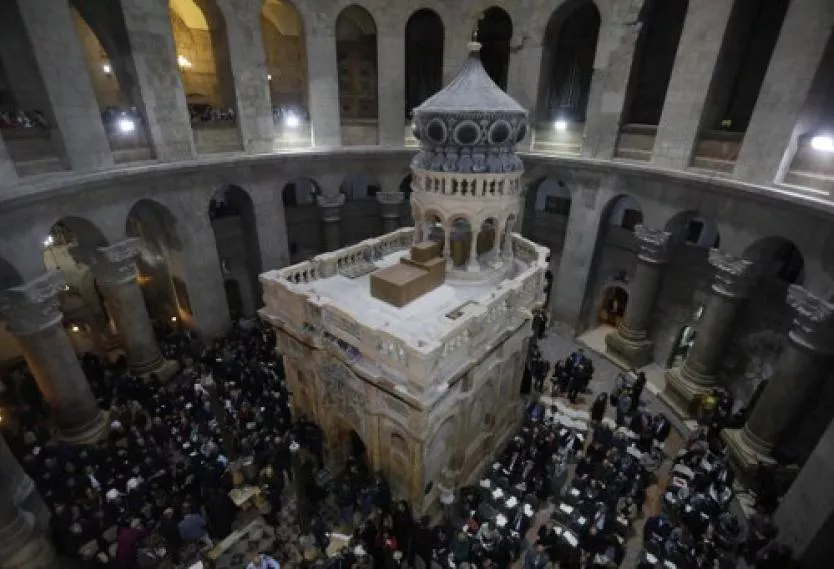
[410,42,529,175]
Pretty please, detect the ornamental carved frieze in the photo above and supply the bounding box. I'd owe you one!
[786,285,834,354]
[634,225,671,264]
[708,249,756,298]
[0,271,66,335]
[319,357,365,410]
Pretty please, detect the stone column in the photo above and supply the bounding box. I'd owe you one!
[0,272,106,445]
[0,433,49,532]
[377,31,405,146]
[723,286,834,479]
[78,239,178,381]
[16,0,113,171]
[317,194,346,252]
[377,192,404,234]
[651,0,735,170]
[662,250,756,416]
[468,229,481,272]
[605,225,670,368]
[305,21,341,146]
[0,493,57,569]
[120,0,196,161]
[774,415,834,567]
[732,0,834,185]
[0,135,16,186]
[581,19,643,160]
[217,0,273,154]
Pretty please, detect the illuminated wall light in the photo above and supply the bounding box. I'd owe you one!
[171,316,178,323]
[284,113,300,129]
[102,63,112,74]
[267,74,273,81]
[177,55,192,69]
[43,235,54,248]
[554,119,568,133]
[71,324,80,332]
[118,118,136,134]
[810,135,834,153]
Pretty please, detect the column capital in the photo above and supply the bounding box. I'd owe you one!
[316,193,346,222]
[0,272,65,335]
[74,238,141,286]
[376,191,405,206]
[634,225,671,264]
[709,249,756,298]
[787,285,834,354]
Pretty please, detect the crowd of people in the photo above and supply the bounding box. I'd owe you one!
[0,108,49,129]
[188,104,236,124]
[0,314,804,569]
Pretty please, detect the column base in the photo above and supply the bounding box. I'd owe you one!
[0,510,58,569]
[722,427,776,485]
[59,411,108,446]
[137,359,180,383]
[604,329,653,368]
[658,367,713,419]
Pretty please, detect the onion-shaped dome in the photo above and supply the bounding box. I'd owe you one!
[410,42,529,175]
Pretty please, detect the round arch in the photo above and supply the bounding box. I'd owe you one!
[536,0,601,123]
[405,8,444,117]
[474,7,512,90]
[208,185,263,317]
[743,236,806,285]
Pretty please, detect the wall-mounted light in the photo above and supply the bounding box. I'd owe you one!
[554,119,568,133]
[811,134,834,153]
[171,316,178,323]
[118,118,136,134]
[71,324,80,332]
[177,55,192,69]
[267,73,273,81]
[43,234,54,248]
[102,63,112,74]
[284,113,300,129]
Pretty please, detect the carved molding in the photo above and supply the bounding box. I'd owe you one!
[786,285,834,353]
[316,193,346,222]
[708,249,756,298]
[73,238,141,286]
[634,225,671,264]
[0,271,66,335]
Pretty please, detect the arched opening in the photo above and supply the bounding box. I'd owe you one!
[339,173,382,245]
[126,199,193,329]
[281,178,320,262]
[655,210,720,363]
[405,9,444,119]
[336,5,378,145]
[666,305,704,369]
[597,285,628,327]
[170,0,242,153]
[260,0,311,148]
[535,0,600,153]
[477,218,498,261]
[474,7,512,91]
[695,0,790,168]
[42,218,114,358]
[624,0,689,126]
[208,186,262,318]
[719,237,805,408]
[425,214,445,253]
[522,177,572,280]
[450,217,473,269]
[578,194,643,336]
[500,213,517,256]
[70,3,152,162]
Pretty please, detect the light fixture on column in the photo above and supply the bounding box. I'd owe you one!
[177,55,192,69]
[118,117,136,134]
[71,324,80,332]
[43,234,54,248]
[554,119,568,133]
[102,62,112,74]
[267,73,273,81]
[810,134,834,153]
[284,113,300,129]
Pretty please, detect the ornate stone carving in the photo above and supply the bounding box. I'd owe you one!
[95,238,141,285]
[786,285,834,353]
[708,249,756,298]
[0,271,65,335]
[634,225,671,264]
[320,358,364,409]
[316,193,346,222]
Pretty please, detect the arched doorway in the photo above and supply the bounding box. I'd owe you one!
[336,5,378,145]
[405,9,444,118]
[169,0,242,153]
[474,7,512,90]
[282,178,320,262]
[340,173,382,245]
[260,0,310,148]
[597,285,628,327]
[208,186,263,317]
[450,218,473,269]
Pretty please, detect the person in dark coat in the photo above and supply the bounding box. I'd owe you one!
[590,393,608,424]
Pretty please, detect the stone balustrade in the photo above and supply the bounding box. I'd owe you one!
[412,169,522,198]
[260,232,548,388]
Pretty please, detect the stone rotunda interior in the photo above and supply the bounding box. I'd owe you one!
[0,1,833,568]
